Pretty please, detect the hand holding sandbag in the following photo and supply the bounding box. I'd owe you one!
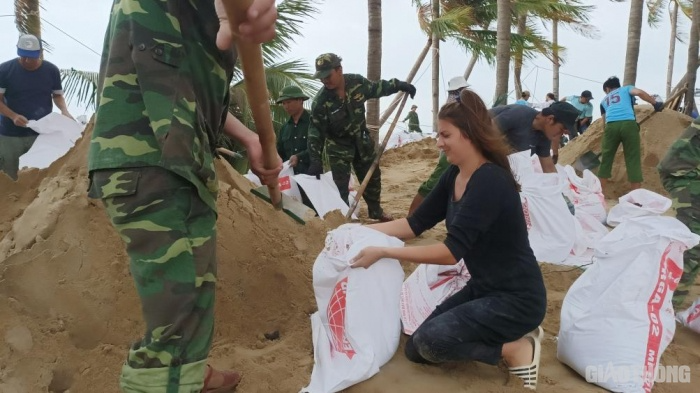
[307,161,323,179]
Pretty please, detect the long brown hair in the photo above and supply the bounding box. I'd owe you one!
[438,89,520,191]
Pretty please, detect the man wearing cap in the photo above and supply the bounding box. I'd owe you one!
[598,76,663,192]
[0,34,73,180]
[307,53,416,222]
[403,105,422,133]
[276,85,313,175]
[561,90,594,138]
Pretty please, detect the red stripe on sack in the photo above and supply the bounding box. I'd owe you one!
[326,277,356,359]
[641,243,684,392]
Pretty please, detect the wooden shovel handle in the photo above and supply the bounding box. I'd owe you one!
[221,0,282,209]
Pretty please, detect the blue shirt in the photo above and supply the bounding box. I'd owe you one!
[600,85,636,123]
[566,95,593,119]
[0,59,63,137]
[515,99,530,106]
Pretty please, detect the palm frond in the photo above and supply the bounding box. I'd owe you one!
[262,0,318,62]
[60,68,99,110]
[14,0,52,52]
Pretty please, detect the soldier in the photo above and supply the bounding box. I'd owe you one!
[403,105,422,133]
[658,117,700,308]
[307,53,416,222]
[87,1,281,392]
[276,84,315,209]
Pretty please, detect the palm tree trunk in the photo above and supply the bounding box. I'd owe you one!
[14,0,41,37]
[667,1,679,99]
[623,0,644,86]
[494,0,511,105]
[513,14,527,99]
[379,38,431,127]
[684,0,700,116]
[552,18,560,99]
[463,55,478,81]
[431,0,440,131]
[366,0,382,147]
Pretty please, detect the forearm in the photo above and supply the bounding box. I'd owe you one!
[366,218,417,240]
[381,243,457,265]
[632,89,657,105]
[53,94,70,114]
[0,100,17,119]
[540,156,556,173]
[222,112,259,150]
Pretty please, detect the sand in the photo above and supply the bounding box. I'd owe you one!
[0,122,698,393]
[557,106,693,199]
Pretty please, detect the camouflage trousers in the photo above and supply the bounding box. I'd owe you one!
[661,176,700,307]
[327,134,384,218]
[418,152,449,197]
[89,166,216,393]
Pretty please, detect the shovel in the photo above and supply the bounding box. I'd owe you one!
[572,87,688,171]
[221,0,314,224]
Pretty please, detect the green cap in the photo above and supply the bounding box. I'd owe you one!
[276,85,309,104]
[313,53,342,79]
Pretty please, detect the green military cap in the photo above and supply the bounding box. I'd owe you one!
[276,85,309,104]
[313,53,342,79]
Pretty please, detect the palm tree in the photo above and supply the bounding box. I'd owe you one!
[623,0,645,85]
[14,0,40,37]
[683,0,699,115]
[495,0,511,105]
[647,0,693,98]
[366,0,382,147]
[431,0,440,131]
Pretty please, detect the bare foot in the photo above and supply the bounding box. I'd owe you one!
[502,337,534,368]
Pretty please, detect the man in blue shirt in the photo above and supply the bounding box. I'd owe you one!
[0,34,72,180]
[561,90,594,139]
[598,76,663,192]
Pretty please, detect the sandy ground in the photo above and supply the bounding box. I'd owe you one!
[0,120,699,393]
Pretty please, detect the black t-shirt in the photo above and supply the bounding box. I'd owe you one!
[489,104,551,157]
[407,163,546,302]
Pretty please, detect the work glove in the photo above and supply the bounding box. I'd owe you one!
[398,82,416,99]
[653,101,664,112]
[307,161,323,179]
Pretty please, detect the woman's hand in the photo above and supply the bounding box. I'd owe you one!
[216,0,277,50]
[351,247,386,269]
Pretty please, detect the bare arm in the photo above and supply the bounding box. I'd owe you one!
[630,88,657,106]
[52,94,73,119]
[0,93,27,127]
[539,156,556,173]
[351,242,457,269]
[222,112,282,185]
[366,218,417,240]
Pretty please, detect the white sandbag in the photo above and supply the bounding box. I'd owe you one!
[19,112,84,169]
[508,150,534,184]
[244,161,303,202]
[564,166,608,223]
[302,224,405,393]
[606,189,672,227]
[564,210,609,267]
[399,260,471,335]
[676,297,700,334]
[520,173,576,263]
[558,216,700,392]
[294,172,358,219]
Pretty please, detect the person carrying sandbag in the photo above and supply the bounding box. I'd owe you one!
[351,89,546,390]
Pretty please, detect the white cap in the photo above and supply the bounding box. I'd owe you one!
[447,76,469,91]
[17,34,42,58]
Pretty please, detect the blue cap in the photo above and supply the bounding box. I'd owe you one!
[17,34,41,59]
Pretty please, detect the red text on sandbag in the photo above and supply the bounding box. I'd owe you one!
[327,277,356,360]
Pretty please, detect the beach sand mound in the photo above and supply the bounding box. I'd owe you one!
[558,106,693,199]
[0,127,698,393]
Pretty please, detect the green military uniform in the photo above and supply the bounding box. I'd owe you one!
[309,53,413,219]
[403,109,422,133]
[276,85,312,175]
[418,152,450,197]
[658,117,700,307]
[87,1,235,392]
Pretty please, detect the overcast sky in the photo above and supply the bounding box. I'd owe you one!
[0,0,692,132]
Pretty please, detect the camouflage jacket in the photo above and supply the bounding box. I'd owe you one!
[276,110,314,174]
[308,74,402,163]
[658,117,700,179]
[88,0,236,211]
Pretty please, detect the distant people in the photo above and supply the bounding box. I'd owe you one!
[446,76,470,103]
[403,104,423,133]
[561,90,594,138]
[307,53,416,222]
[533,93,556,110]
[0,34,73,180]
[598,76,663,192]
[515,90,532,106]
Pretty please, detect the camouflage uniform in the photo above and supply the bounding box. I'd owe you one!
[658,117,700,307]
[87,1,235,392]
[309,54,410,218]
[277,110,312,175]
[403,110,422,133]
